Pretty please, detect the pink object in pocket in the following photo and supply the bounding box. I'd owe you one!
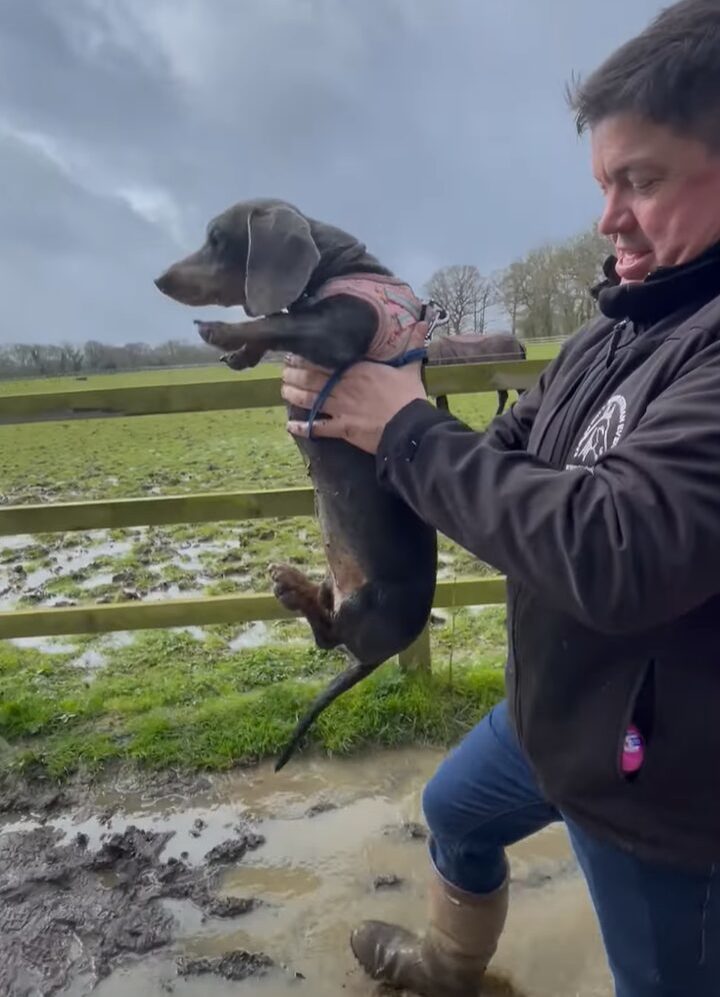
[621,724,645,774]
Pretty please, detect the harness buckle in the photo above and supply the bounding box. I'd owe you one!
[423,300,449,342]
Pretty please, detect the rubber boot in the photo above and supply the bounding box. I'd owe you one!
[350,865,509,996]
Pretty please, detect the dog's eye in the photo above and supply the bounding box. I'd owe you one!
[207,228,224,250]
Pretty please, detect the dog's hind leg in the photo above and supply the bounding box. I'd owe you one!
[270,565,431,665]
[272,576,435,770]
[330,579,432,665]
[269,563,339,649]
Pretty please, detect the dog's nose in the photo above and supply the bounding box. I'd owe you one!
[155,267,178,295]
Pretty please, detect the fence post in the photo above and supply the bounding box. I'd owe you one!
[398,623,432,673]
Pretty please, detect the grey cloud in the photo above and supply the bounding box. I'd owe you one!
[0,0,667,345]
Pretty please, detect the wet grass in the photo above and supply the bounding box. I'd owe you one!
[0,616,506,779]
[0,347,558,783]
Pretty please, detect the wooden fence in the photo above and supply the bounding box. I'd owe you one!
[0,359,548,669]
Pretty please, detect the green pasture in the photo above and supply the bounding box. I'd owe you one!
[0,341,559,783]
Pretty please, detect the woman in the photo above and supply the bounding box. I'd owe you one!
[280,2,720,994]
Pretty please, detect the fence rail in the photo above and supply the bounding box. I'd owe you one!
[0,577,507,641]
[0,360,547,424]
[0,487,316,536]
[0,359,548,667]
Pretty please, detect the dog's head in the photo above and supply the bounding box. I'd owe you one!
[154,198,321,317]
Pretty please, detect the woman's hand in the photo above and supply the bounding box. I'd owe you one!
[280,355,428,455]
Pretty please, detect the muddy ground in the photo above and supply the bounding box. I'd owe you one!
[0,746,613,997]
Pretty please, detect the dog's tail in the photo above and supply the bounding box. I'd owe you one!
[274,656,382,772]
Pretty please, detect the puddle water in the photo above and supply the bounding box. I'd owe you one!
[178,552,207,574]
[231,573,254,587]
[145,583,209,602]
[0,534,34,552]
[178,540,232,556]
[0,590,15,611]
[79,572,115,590]
[230,621,271,650]
[67,632,139,672]
[173,626,207,640]
[0,537,137,612]
[24,566,56,589]
[69,646,109,671]
[104,631,136,649]
[2,747,611,997]
[0,529,251,618]
[52,540,134,573]
[9,636,77,654]
[437,552,457,580]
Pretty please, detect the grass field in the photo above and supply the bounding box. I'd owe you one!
[0,342,559,783]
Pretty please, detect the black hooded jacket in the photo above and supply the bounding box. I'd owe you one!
[377,244,720,869]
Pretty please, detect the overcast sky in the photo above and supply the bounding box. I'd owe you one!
[0,0,667,346]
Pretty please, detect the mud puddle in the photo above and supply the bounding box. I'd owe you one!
[0,534,135,612]
[9,637,78,654]
[0,534,35,553]
[230,621,272,650]
[0,747,611,997]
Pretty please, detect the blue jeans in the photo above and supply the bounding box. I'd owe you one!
[422,699,720,997]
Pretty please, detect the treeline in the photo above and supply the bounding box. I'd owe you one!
[425,225,612,339]
[0,340,218,379]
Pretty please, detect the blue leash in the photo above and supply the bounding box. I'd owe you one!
[305,346,428,439]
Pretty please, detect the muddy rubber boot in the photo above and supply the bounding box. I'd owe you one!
[350,867,509,996]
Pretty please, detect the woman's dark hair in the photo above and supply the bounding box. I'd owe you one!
[568,1,720,150]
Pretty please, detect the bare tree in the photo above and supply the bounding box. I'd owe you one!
[473,280,495,335]
[424,265,493,336]
[554,227,613,327]
[494,223,611,340]
[8,344,37,372]
[84,340,111,370]
[59,343,85,373]
[494,261,529,336]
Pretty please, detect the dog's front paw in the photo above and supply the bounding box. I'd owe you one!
[222,343,265,370]
[220,345,262,371]
[194,319,228,346]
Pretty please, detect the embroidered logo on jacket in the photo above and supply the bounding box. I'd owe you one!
[568,394,627,470]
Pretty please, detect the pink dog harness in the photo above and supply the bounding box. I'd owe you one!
[307,273,428,362]
[303,273,437,438]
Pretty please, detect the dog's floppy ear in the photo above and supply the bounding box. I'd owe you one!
[245,203,321,317]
